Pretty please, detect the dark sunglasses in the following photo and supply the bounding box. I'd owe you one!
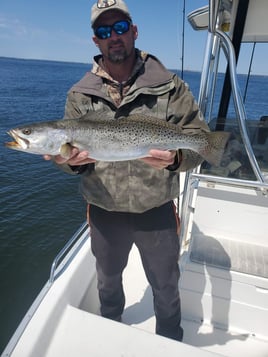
[94,20,131,40]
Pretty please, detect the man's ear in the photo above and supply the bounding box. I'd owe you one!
[93,36,99,46]
[132,24,138,40]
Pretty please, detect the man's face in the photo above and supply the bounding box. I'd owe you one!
[93,10,138,64]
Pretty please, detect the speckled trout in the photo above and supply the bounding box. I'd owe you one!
[5,113,230,166]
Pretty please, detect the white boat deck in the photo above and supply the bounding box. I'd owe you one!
[3,176,268,357]
[3,239,219,357]
[123,245,268,357]
[5,235,268,357]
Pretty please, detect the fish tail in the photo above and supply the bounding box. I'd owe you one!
[201,131,230,166]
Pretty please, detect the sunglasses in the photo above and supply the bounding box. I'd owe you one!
[94,20,131,40]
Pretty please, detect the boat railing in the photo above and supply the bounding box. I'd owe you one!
[214,28,265,183]
[207,0,265,184]
[179,0,268,249]
[49,222,89,283]
[190,172,268,191]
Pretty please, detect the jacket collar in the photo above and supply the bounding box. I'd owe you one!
[69,49,174,100]
[92,49,173,89]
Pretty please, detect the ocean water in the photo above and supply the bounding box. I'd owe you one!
[0,57,268,353]
[0,57,90,352]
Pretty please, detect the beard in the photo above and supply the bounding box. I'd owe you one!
[108,49,128,63]
[107,40,131,64]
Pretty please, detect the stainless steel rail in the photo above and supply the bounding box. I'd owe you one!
[49,222,89,283]
[215,28,265,183]
[191,173,268,191]
[179,0,268,248]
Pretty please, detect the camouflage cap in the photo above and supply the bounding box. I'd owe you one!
[91,0,131,27]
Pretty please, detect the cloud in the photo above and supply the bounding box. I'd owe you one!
[0,12,91,63]
[0,13,88,45]
[0,14,28,37]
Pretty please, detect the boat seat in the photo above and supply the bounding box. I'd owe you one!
[183,180,268,285]
[190,234,268,279]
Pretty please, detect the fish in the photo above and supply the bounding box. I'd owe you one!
[5,113,230,166]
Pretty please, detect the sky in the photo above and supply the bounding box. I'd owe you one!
[0,0,267,74]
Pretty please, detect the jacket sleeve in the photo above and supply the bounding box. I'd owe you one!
[167,75,210,172]
[64,91,92,119]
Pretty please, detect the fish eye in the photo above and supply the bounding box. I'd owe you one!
[22,128,32,135]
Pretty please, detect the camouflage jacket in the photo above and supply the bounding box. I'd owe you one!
[61,50,209,213]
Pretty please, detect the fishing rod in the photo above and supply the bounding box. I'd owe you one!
[243,42,256,103]
[180,0,186,79]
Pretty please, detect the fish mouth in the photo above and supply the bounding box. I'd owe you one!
[5,130,30,150]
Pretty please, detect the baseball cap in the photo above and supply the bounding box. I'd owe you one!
[91,0,132,27]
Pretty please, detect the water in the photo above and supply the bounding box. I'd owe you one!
[0,57,89,352]
[0,57,268,353]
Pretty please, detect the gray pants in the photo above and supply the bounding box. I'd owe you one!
[88,202,183,341]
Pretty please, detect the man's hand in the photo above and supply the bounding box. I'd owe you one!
[140,150,178,170]
[44,147,96,166]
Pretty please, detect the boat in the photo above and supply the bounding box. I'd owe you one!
[2,0,268,356]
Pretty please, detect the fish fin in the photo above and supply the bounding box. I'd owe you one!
[60,143,73,159]
[201,131,230,166]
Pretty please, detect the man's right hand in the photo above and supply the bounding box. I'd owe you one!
[43,147,96,166]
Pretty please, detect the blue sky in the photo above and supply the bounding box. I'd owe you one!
[0,0,267,74]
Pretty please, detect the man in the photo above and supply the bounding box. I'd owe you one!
[45,0,209,341]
